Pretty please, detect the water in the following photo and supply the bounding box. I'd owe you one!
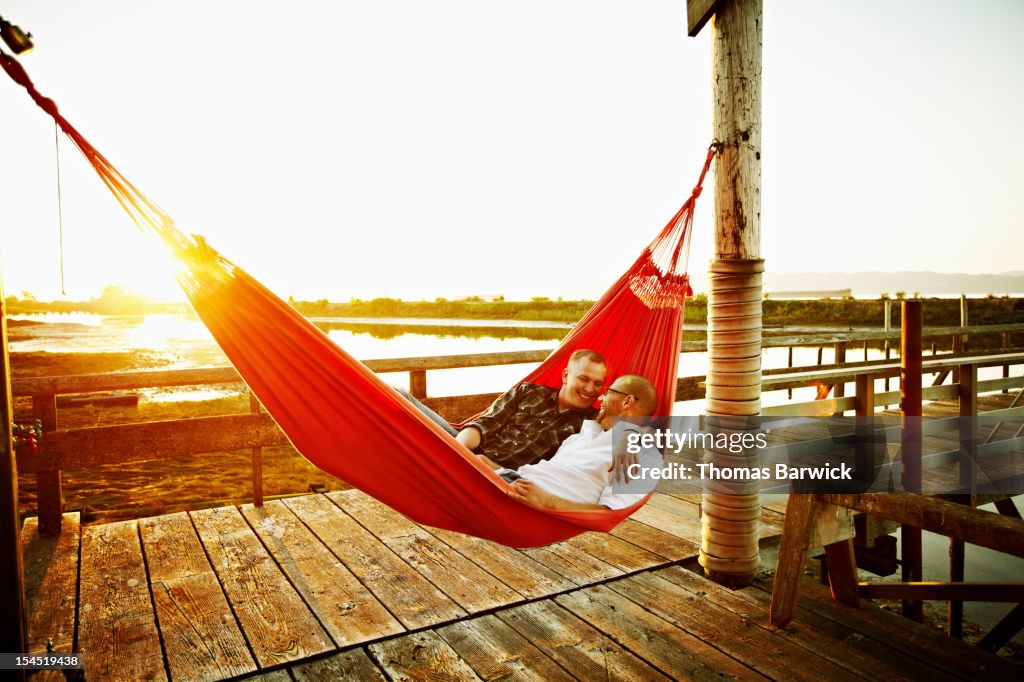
[8,312,1009,407]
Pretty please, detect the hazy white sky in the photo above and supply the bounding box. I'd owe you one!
[2,0,1022,302]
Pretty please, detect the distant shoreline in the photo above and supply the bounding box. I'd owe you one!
[7,294,1022,327]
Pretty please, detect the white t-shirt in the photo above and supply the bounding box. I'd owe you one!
[517,420,661,509]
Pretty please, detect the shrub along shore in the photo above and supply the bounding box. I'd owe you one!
[7,294,1023,327]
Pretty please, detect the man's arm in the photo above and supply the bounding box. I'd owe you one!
[457,426,482,451]
[507,478,607,511]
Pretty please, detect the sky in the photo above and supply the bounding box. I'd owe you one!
[1,0,1022,303]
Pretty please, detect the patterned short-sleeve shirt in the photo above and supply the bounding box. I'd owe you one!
[467,382,596,469]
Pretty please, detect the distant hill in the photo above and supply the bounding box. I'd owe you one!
[762,271,1024,297]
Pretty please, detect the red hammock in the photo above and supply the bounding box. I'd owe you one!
[3,51,712,547]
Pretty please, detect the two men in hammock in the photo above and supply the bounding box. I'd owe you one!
[497,372,662,511]
[398,349,661,510]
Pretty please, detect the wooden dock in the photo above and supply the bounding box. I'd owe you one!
[22,483,1021,681]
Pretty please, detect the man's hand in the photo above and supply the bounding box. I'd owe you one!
[609,428,639,484]
[507,478,556,509]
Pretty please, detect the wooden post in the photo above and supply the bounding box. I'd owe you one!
[249,393,264,507]
[32,395,62,535]
[787,347,793,399]
[950,363,978,638]
[900,300,923,622]
[855,373,875,483]
[960,294,969,353]
[884,299,892,391]
[410,369,428,400]
[833,341,847,413]
[0,286,29,662]
[697,0,763,587]
[1003,331,1010,392]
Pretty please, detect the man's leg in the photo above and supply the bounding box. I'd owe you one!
[392,387,459,436]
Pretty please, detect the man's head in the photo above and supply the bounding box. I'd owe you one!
[558,349,608,411]
[597,374,658,427]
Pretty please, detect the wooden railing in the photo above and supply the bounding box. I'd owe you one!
[12,325,1024,538]
[767,340,1024,651]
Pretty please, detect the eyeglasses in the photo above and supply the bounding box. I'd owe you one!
[603,387,634,401]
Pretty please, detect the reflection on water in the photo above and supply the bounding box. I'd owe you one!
[10,312,1009,409]
[314,320,568,342]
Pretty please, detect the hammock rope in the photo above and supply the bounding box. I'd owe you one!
[3,49,714,547]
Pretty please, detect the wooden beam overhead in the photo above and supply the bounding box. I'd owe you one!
[687,0,722,37]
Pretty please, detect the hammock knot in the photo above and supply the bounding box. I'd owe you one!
[692,185,703,198]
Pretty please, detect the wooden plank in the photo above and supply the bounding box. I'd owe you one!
[327,490,521,613]
[368,630,483,681]
[656,567,963,682]
[284,493,466,629]
[190,506,333,668]
[628,499,703,540]
[687,0,721,36]
[497,599,672,681]
[291,648,388,681]
[521,540,622,585]
[78,520,167,682]
[819,493,1024,558]
[21,513,79,655]
[436,614,574,680]
[564,530,667,573]
[608,517,700,560]
[556,585,767,680]
[22,413,290,473]
[770,492,817,627]
[823,539,861,608]
[753,577,1024,680]
[610,571,860,681]
[138,512,257,681]
[240,500,403,647]
[427,526,577,599]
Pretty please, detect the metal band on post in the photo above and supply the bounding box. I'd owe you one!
[700,258,764,584]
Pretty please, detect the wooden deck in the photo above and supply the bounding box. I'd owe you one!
[21,485,1022,681]
[19,393,1024,680]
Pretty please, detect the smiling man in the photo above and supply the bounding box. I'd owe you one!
[454,349,607,469]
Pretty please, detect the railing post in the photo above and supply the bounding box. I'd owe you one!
[410,370,427,400]
[32,395,62,536]
[787,347,794,399]
[833,341,847,414]
[884,298,892,391]
[950,362,978,638]
[249,393,264,507]
[1003,331,1011,393]
[900,300,923,622]
[854,372,875,483]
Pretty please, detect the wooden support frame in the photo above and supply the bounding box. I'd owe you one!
[770,489,859,627]
[687,0,723,37]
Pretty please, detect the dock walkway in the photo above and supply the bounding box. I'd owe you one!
[20,396,1024,680]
